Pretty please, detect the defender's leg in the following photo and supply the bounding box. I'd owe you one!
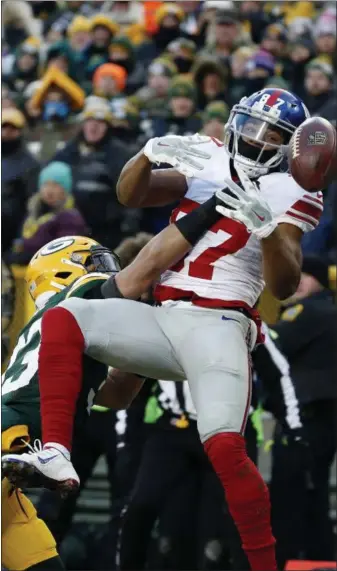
[1,478,64,570]
[4,298,184,495]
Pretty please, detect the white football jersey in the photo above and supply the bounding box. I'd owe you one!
[154,137,323,309]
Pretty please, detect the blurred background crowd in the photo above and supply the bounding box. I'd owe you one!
[1,1,337,570]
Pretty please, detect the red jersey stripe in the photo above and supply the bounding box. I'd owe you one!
[290,199,322,222]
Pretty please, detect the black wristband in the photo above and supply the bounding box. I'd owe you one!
[100,277,125,299]
[174,195,221,246]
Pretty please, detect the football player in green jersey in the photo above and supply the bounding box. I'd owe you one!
[2,195,224,570]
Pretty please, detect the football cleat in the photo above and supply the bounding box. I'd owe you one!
[2,440,80,498]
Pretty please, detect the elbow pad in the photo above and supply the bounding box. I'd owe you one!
[100,277,125,299]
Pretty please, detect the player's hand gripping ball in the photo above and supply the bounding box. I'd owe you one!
[288,117,336,192]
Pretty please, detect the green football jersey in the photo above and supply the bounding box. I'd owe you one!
[2,272,109,442]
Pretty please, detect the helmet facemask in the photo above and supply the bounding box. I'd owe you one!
[86,245,121,276]
[225,103,294,178]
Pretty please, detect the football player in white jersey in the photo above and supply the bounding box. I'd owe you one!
[4,89,323,571]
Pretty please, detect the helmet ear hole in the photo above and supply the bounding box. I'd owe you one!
[55,272,72,279]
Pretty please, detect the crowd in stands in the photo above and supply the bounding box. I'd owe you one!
[2,0,336,261]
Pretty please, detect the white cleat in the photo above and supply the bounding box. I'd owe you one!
[2,441,80,498]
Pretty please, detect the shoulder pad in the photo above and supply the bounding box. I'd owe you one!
[66,273,108,299]
[280,304,304,322]
[259,173,323,232]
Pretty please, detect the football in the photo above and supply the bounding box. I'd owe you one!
[288,117,336,192]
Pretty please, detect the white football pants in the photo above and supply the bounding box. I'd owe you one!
[58,298,257,441]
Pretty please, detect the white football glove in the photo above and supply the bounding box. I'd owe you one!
[215,167,277,239]
[143,134,211,177]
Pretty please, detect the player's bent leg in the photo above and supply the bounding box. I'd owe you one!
[1,478,64,570]
[23,298,184,494]
[56,297,185,379]
[178,311,276,571]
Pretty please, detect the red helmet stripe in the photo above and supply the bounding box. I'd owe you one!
[267,89,282,106]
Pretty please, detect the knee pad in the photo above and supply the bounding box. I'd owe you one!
[2,478,58,571]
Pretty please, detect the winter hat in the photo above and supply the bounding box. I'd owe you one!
[80,95,114,125]
[148,58,178,78]
[287,17,313,41]
[93,63,127,92]
[290,35,315,55]
[18,38,40,58]
[314,7,336,38]
[215,9,240,26]
[67,16,91,37]
[306,58,334,80]
[90,14,119,37]
[2,108,26,129]
[109,36,134,59]
[203,101,230,124]
[39,162,73,194]
[156,3,184,26]
[166,38,197,59]
[246,50,276,75]
[265,76,290,90]
[168,77,197,100]
[204,1,234,10]
[302,256,330,289]
[46,41,70,64]
[263,23,288,43]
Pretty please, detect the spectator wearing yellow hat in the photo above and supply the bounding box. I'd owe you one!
[148,76,202,138]
[67,16,92,54]
[2,108,40,254]
[85,14,119,79]
[109,36,146,95]
[27,65,84,125]
[137,3,185,66]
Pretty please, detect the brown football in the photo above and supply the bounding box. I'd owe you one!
[288,117,336,192]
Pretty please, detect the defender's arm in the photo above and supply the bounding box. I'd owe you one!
[95,369,144,410]
[102,195,221,300]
